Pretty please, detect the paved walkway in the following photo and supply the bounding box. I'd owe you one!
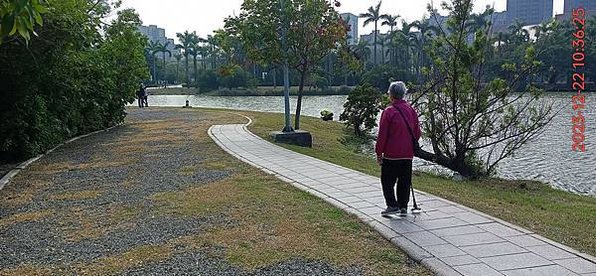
[209,121,596,276]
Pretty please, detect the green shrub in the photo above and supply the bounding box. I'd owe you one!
[0,2,149,160]
[339,84,384,136]
[197,70,219,92]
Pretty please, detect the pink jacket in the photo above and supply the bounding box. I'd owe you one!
[375,100,422,160]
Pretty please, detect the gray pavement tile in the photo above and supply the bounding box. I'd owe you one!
[421,258,463,276]
[553,258,596,274]
[480,252,553,271]
[439,206,469,214]
[444,232,505,247]
[334,196,364,204]
[415,210,454,221]
[479,222,525,238]
[418,199,454,210]
[347,201,376,209]
[412,217,470,230]
[460,242,527,258]
[346,186,379,194]
[380,217,426,234]
[431,225,486,237]
[357,191,383,200]
[404,231,448,247]
[454,263,503,276]
[502,265,579,276]
[425,243,468,258]
[358,206,383,215]
[441,255,482,266]
[453,212,493,224]
[526,244,578,261]
[390,236,433,261]
[505,235,547,248]
[369,221,401,240]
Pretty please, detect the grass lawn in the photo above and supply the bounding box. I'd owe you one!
[242,110,596,256]
[0,107,429,275]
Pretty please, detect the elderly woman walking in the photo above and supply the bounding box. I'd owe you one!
[375,81,422,216]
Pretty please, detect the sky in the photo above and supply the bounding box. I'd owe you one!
[119,0,565,41]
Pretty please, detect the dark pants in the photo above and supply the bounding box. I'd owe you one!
[381,159,412,209]
[138,97,143,108]
[143,96,148,107]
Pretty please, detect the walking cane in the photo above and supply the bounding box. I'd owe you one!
[411,184,422,214]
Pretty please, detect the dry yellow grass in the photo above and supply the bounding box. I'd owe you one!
[49,190,103,201]
[0,210,53,229]
[74,245,172,275]
[0,266,53,276]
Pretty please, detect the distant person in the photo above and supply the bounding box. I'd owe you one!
[137,84,145,108]
[143,85,149,107]
[375,81,421,216]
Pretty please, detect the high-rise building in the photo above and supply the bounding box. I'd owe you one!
[340,13,358,45]
[564,0,596,14]
[507,0,553,25]
[138,25,180,60]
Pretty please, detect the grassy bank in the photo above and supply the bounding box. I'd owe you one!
[242,110,596,256]
[149,86,352,96]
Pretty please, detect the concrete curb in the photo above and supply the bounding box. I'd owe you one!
[0,123,123,191]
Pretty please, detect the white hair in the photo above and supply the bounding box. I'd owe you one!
[388,81,408,99]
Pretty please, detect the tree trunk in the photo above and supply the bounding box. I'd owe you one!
[153,55,157,85]
[176,61,179,84]
[162,53,167,88]
[416,149,484,178]
[193,56,198,88]
[272,68,277,89]
[373,22,378,65]
[294,71,307,130]
[185,56,189,87]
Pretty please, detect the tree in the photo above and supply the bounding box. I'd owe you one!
[415,0,556,178]
[360,1,383,65]
[146,40,161,84]
[174,53,182,83]
[381,14,399,66]
[226,0,346,130]
[410,18,438,83]
[340,83,383,136]
[0,0,47,45]
[1,0,148,158]
[154,41,172,87]
[176,31,196,86]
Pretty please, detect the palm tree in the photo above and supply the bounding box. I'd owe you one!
[206,35,218,69]
[174,53,182,84]
[146,41,162,84]
[410,19,438,82]
[176,31,198,86]
[155,41,172,87]
[354,40,372,66]
[360,1,383,65]
[376,35,387,64]
[189,43,200,87]
[381,14,399,66]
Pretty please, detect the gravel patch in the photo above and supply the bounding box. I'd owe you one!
[0,108,367,275]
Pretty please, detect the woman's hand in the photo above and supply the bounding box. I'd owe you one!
[376,155,383,166]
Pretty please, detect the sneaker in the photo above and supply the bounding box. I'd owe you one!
[399,208,408,216]
[381,206,400,215]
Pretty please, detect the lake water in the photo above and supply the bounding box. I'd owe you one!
[143,94,595,196]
